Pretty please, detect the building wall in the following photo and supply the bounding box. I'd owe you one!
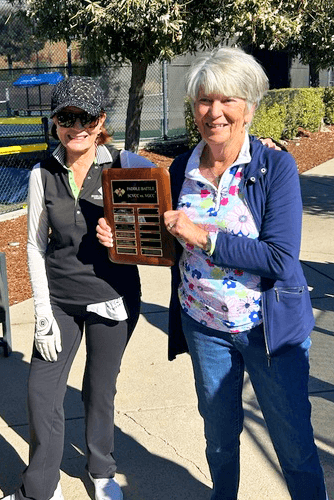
[290,57,331,88]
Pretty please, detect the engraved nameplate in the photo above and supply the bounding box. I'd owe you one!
[102,167,175,266]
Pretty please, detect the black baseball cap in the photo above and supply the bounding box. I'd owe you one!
[50,76,104,117]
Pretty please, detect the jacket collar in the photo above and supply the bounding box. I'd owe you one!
[241,136,268,184]
[52,143,113,169]
[185,134,252,180]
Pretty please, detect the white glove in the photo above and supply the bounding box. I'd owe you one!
[34,315,62,362]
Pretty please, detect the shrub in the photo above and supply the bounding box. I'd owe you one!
[286,88,324,136]
[250,100,286,141]
[184,97,201,149]
[252,88,324,139]
[323,87,334,124]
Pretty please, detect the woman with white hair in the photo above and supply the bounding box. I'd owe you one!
[162,47,327,499]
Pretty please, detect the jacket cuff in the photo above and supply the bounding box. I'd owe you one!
[207,232,217,256]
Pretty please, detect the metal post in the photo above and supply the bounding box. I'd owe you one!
[0,252,12,357]
[162,60,168,140]
[42,116,50,158]
[26,87,31,116]
[5,88,11,117]
[38,85,42,115]
[67,43,72,77]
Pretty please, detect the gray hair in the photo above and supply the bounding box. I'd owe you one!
[186,47,269,111]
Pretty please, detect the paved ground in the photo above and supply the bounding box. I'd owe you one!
[0,159,333,499]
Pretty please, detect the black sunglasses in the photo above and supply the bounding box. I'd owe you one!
[56,111,100,128]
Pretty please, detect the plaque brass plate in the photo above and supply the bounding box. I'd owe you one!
[102,167,175,266]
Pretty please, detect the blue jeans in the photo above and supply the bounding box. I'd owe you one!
[181,311,327,500]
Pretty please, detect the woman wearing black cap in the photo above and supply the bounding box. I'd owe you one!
[2,77,154,500]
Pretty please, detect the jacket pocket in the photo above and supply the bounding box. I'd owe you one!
[265,284,312,356]
[274,286,305,302]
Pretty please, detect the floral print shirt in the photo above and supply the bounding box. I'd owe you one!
[177,135,263,333]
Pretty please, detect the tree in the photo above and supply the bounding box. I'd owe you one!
[225,0,334,88]
[228,0,304,50]
[0,7,45,74]
[27,0,234,150]
[26,0,304,150]
[225,0,305,89]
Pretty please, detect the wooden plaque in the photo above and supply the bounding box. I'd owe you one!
[102,167,175,266]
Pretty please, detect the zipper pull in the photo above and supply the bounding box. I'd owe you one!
[275,289,279,302]
[266,353,271,367]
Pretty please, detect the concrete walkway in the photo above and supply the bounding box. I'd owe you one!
[0,160,334,499]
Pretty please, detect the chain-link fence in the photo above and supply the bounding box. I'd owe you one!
[0,58,191,215]
[0,1,194,215]
[0,116,49,213]
[0,22,191,139]
[0,60,186,140]
[0,153,33,213]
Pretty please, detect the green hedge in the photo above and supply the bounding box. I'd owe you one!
[323,87,334,124]
[185,87,333,148]
[252,88,325,139]
[184,98,201,149]
[250,99,286,141]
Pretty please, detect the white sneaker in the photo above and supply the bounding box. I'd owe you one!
[89,472,123,500]
[51,482,64,500]
[1,482,63,500]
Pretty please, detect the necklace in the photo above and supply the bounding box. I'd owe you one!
[199,164,224,187]
[214,173,223,186]
[209,173,222,186]
[199,147,228,186]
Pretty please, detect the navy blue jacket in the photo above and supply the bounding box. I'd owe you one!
[168,136,314,361]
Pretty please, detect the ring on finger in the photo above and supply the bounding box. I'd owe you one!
[168,223,174,230]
